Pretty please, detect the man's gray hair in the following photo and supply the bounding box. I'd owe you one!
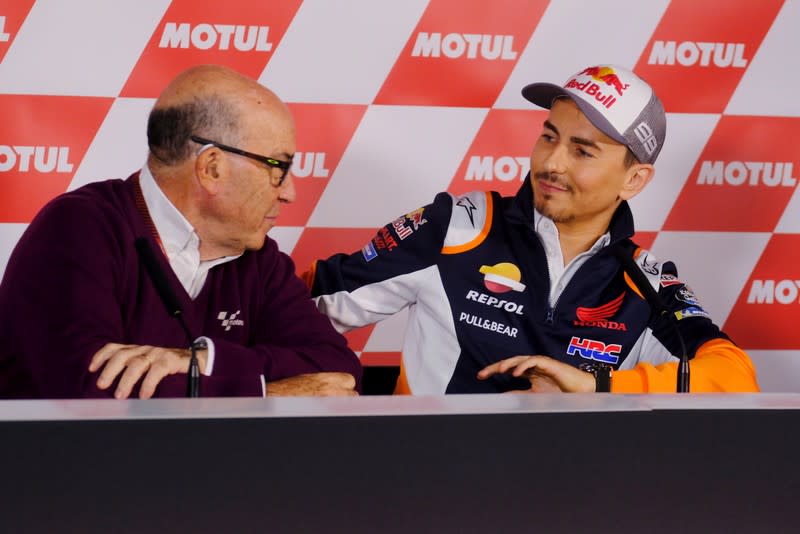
[147,95,240,166]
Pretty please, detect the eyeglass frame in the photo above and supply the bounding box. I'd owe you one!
[190,135,293,188]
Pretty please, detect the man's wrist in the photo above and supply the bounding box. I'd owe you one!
[578,362,613,392]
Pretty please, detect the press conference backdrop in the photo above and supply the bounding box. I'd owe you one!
[1,0,798,390]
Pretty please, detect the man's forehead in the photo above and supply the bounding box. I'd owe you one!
[545,99,621,146]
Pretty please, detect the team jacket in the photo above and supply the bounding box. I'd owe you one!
[307,176,758,394]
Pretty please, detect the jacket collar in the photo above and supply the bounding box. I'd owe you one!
[506,172,636,245]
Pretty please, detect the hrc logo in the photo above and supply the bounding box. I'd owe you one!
[566,336,621,364]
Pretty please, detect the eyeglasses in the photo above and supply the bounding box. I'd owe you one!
[190,135,293,188]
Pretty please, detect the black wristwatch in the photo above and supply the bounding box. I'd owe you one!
[579,362,612,392]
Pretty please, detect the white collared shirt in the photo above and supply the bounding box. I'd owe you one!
[138,165,242,377]
[139,165,240,299]
[532,208,611,307]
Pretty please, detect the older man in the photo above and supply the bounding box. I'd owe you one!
[0,64,360,399]
[306,64,758,394]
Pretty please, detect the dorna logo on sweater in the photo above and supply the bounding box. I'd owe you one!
[218,310,244,331]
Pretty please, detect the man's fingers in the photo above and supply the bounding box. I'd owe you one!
[113,354,152,399]
[89,343,129,373]
[477,356,530,379]
[95,345,150,389]
[509,358,544,378]
[139,356,174,399]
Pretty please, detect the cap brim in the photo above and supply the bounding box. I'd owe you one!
[521,82,627,145]
[521,82,566,109]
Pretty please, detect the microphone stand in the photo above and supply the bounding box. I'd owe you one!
[187,339,202,398]
[611,244,690,393]
[135,238,201,397]
[173,316,201,398]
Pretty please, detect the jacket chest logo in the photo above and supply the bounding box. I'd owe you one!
[567,336,621,364]
[573,292,627,331]
[218,310,244,331]
[478,262,526,293]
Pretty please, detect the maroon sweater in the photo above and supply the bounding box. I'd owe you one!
[0,176,361,398]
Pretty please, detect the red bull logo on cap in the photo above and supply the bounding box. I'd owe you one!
[581,66,630,95]
[565,66,629,109]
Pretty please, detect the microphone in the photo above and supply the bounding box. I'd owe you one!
[611,244,690,393]
[134,238,200,397]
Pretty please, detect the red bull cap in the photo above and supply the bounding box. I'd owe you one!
[521,65,666,164]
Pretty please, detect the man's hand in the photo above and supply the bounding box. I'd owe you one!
[89,343,207,399]
[266,372,358,397]
[477,355,596,393]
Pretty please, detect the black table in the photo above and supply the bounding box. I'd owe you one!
[1,394,798,533]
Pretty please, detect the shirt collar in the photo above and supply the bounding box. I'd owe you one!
[507,172,635,245]
[532,206,611,259]
[139,164,198,256]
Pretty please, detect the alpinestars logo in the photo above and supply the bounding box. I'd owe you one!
[638,253,660,275]
[456,197,477,227]
[218,310,244,331]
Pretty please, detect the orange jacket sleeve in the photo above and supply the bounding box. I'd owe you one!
[611,338,759,393]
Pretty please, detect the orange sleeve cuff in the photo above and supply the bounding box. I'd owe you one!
[610,338,759,393]
[610,367,647,393]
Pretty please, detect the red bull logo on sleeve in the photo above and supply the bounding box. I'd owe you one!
[565,66,630,109]
[405,208,428,230]
[566,336,621,364]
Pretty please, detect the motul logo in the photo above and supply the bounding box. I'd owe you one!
[648,41,747,68]
[696,161,796,187]
[0,145,74,173]
[159,22,273,51]
[0,16,10,42]
[465,156,528,182]
[411,32,517,60]
[291,152,329,178]
[747,280,800,304]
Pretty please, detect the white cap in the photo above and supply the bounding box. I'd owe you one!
[522,65,666,164]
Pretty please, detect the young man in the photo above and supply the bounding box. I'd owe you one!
[0,65,360,399]
[306,65,758,394]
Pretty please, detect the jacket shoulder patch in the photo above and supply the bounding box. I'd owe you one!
[442,191,492,253]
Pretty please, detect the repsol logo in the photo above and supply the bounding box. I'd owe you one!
[0,146,74,173]
[696,161,796,187]
[412,32,517,60]
[465,290,524,315]
[747,280,800,304]
[465,156,528,182]
[648,41,747,68]
[159,22,273,51]
[291,152,329,178]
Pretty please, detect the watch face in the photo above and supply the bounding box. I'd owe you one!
[578,362,611,392]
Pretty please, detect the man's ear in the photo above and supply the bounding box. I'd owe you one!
[195,147,225,194]
[619,164,655,201]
